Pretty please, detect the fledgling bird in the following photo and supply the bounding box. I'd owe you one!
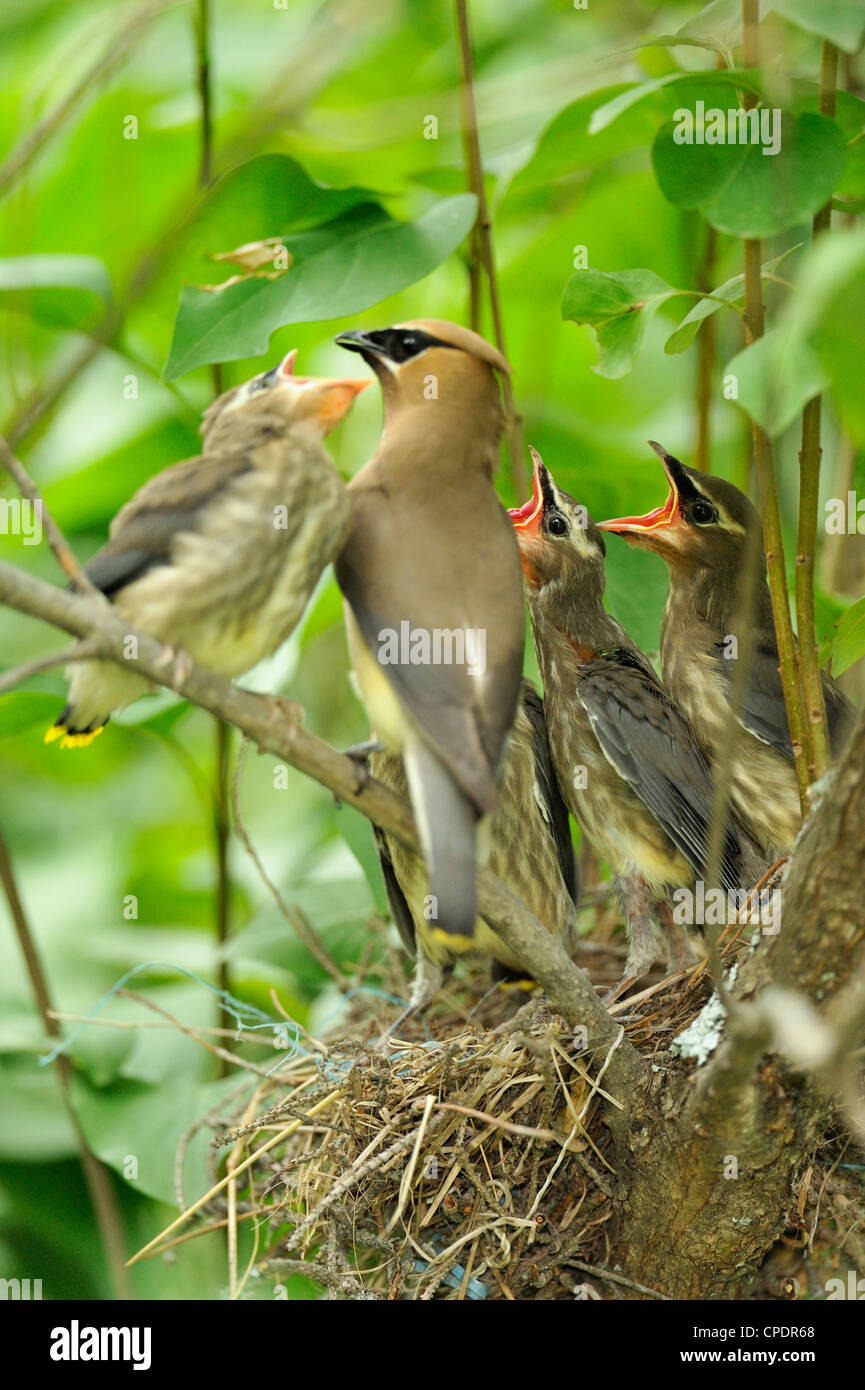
[510,447,762,984]
[371,679,579,1017]
[334,320,525,948]
[598,443,855,856]
[46,352,368,747]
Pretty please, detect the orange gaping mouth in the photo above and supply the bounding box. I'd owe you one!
[597,442,680,535]
[508,446,545,533]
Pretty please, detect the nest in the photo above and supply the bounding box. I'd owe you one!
[132,916,734,1301]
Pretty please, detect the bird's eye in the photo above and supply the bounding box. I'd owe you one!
[690,499,717,525]
[248,367,277,394]
[547,513,569,537]
[402,334,417,351]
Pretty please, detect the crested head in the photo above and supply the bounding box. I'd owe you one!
[597,442,763,576]
[201,349,368,452]
[334,319,508,456]
[508,446,607,603]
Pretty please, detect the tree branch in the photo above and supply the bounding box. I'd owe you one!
[0,559,644,1095]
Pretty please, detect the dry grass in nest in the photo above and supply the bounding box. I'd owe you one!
[126,914,752,1301]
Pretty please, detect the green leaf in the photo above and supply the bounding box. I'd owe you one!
[627,0,758,65]
[725,326,828,436]
[164,194,477,380]
[509,86,665,191]
[795,89,865,199]
[806,235,865,446]
[561,267,678,378]
[664,246,800,354]
[0,253,111,330]
[589,70,763,135]
[828,596,865,676]
[773,0,865,54]
[652,112,847,239]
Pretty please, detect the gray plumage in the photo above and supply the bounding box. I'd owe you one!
[334,320,526,943]
[512,447,764,983]
[599,445,855,856]
[371,679,579,1009]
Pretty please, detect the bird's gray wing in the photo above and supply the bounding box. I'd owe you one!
[823,672,856,758]
[578,651,745,892]
[372,826,417,958]
[85,453,253,597]
[520,681,579,908]
[713,636,794,759]
[335,492,524,816]
[715,637,856,762]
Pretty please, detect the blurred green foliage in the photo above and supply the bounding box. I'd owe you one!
[0,0,863,1299]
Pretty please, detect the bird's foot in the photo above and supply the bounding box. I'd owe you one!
[342,739,384,793]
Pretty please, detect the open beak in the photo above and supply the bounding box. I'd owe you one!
[597,441,682,541]
[301,375,370,433]
[508,446,546,538]
[278,348,298,376]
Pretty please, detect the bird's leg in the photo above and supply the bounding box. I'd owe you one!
[343,738,385,760]
[342,738,384,793]
[655,899,698,973]
[604,873,663,1003]
[375,954,445,1052]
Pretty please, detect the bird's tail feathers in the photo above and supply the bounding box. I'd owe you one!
[403,738,478,947]
[45,705,108,750]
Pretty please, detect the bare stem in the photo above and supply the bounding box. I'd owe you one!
[0,436,98,593]
[454,0,525,496]
[231,739,349,989]
[213,719,232,1057]
[795,40,838,782]
[193,0,214,187]
[0,828,133,1298]
[695,223,717,473]
[741,0,811,812]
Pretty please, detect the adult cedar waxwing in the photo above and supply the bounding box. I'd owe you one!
[598,443,855,856]
[372,679,579,1017]
[334,320,525,947]
[510,447,763,984]
[46,352,368,747]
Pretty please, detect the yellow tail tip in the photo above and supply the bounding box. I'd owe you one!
[45,724,105,749]
[428,927,475,955]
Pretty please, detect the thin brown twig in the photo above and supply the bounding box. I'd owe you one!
[0,827,133,1298]
[231,738,349,988]
[119,989,274,1077]
[454,0,525,497]
[0,640,98,696]
[0,435,98,593]
[695,222,717,473]
[193,0,214,188]
[741,0,811,811]
[567,1258,669,1300]
[795,38,838,782]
